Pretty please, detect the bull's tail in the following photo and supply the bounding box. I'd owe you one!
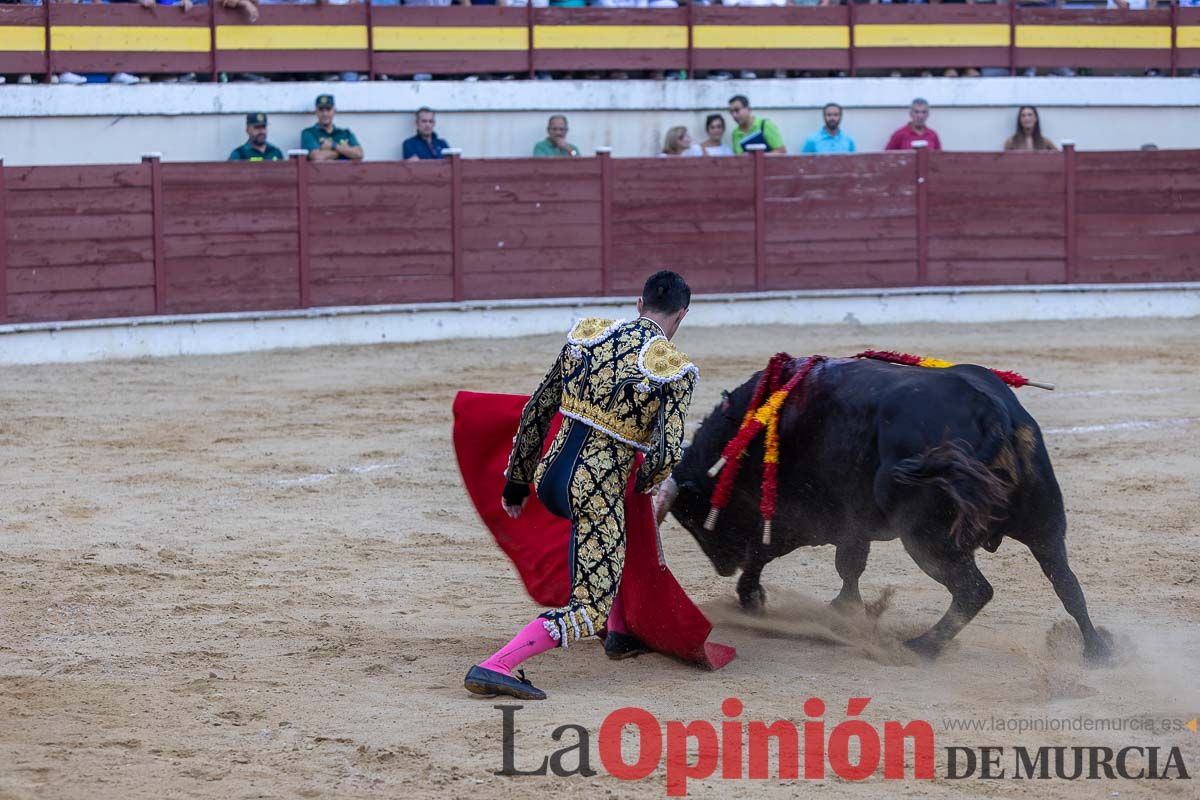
[891,438,1013,549]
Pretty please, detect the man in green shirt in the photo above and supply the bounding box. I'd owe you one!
[532,115,580,158]
[301,94,364,162]
[729,95,787,155]
[228,112,284,162]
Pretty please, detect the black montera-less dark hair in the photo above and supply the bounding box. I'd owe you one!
[642,271,691,314]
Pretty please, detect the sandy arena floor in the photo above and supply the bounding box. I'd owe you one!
[1,316,1198,799]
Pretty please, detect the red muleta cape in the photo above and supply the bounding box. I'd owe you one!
[452,390,735,670]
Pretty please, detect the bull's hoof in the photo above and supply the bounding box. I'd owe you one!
[903,635,943,661]
[830,594,863,615]
[738,587,767,614]
[1083,629,1115,666]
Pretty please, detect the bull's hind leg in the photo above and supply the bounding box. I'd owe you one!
[1026,536,1112,664]
[900,532,994,659]
[831,538,871,612]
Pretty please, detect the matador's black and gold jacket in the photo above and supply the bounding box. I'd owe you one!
[505,316,698,497]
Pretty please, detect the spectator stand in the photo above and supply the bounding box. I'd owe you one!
[3,5,1200,80]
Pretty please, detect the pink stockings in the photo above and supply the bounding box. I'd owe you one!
[479,618,558,677]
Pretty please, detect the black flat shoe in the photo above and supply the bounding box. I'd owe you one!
[604,631,652,660]
[464,665,547,700]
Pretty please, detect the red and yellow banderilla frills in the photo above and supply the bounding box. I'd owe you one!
[702,350,1053,546]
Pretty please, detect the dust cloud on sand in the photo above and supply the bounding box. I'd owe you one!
[1,317,1198,799]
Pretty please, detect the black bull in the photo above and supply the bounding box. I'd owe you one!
[659,357,1112,663]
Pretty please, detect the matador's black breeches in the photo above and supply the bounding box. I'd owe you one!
[534,418,635,647]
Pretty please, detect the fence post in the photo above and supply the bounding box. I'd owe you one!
[747,144,767,292]
[597,147,613,296]
[848,0,856,78]
[913,141,929,285]
[0,158,7,325]
[1063,140,1077,285]
[1171,0,1178,78]
[209,0,218,84]
[526,2,535,80]
[43,0,52,85]
[446,148,465,302]
[686,0,694,79]
[366,0,376,82]
[142,154,166,315]
[1009,0,1017,77]
[289,150,312,308]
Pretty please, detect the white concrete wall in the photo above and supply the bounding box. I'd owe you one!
[2,78,1198,165]
[2,284,1197,365]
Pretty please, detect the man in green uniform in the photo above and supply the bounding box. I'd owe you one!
[729,94,787,155]
[228,113,284,162]
[301,94,364,162]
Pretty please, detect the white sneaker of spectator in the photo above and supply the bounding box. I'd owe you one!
[18,74,33,84]
[58,72,87,85]
[111,72,141,85]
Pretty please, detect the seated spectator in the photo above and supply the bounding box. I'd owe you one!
[885,98,942,151]
[229,113,284,161]
[533,115,580,157]
[1107,0,1156,8]
[729,95,787,154]
[403,108,450,161]
[801,103,856,154]
[659,126,700,157]
[302,95,364,161]
[1003,106,1057,152]
[697,114,733,157]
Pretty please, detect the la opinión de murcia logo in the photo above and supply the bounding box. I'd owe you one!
[493,698,1192,796]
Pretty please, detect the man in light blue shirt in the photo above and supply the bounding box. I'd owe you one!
[801,103,857,155]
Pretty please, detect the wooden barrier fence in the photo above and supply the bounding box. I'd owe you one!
[4,5,1200,78]
[2,148,1198,326]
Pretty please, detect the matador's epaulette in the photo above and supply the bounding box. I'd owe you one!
[567,317,624,346]
[638,338,698,385]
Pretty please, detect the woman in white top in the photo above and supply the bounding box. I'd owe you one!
[698,114,734,157]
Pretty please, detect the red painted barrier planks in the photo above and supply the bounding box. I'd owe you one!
[854,5,1011,71]
[691,6,850,73]
[4,165,155,323]
[1015,7,1173,72]
[213,4,369,76]
[372,6,528,77]
[307,161,454,308]
[1178,7,1200,70]
[460,158,602,301]
[611,157,755,295]
[925,152,1066,285]
[1074,150,1200,282]
[0,5,45,76]
[531,8,688,73]
[48,3,210,76]
[160,162,300,314]
[764,154,918,290]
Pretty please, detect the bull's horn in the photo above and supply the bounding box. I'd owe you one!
[654,477,678,526]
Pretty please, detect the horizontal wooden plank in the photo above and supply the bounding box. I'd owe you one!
[1076,152,1200,173]
[767,216,916,244]
[1077,233,1200,259]
[163,185,298,213]
[7,262,154,294]
[306,182,451,210]
[463,270,602,302]
[165,254,298,290]
[462,247,601,275]
[6,238,153,270]
[163,232,296,260]
[767,238,917,266]
[7,287,155,324]
[309,231,451,257]
[309,274,453,307]
[765,261,919,291]
[929,215,1063,238]
[309,205,450,236]
[5,186,152,218]
[929,237,1064,261]
[1077,192,1200,215]
[5,165,150,191]
[463,200,599,229]
[1075,255,1200,283]
[765,196,916,220]
[1076,171,1200,193]
[163,209,297,236]
[463,222,600,251]
[51,52,210,75]
[374,52,528,76]
[310,254,453,280]
[766,177,915,202]
[928,259,1066,286]
[690,49,849,72]
[766,153,914,179]
[7,213,153,243]
[162,162,296,187]
[1076,213,1200,238]
[309,161,452,187]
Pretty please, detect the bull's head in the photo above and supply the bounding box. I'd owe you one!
[657,382,761,577]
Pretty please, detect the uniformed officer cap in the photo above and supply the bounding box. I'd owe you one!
[315,94,335,109]
[246,112,268,126]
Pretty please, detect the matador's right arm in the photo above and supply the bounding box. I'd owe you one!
[504,345,568,488]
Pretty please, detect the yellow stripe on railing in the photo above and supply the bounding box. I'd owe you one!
[856,24,1010,49]
[1169,26,1200,49]
[533,25,687,50]
[52,26,209,53]
[373,26,527,52]
[0,26,45,53]
[693,25,849,50]
[215,25,368,51]
[1015,25,1171,50]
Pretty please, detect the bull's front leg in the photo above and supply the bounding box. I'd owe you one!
[832,538,871,612]
[737,557,768,613]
